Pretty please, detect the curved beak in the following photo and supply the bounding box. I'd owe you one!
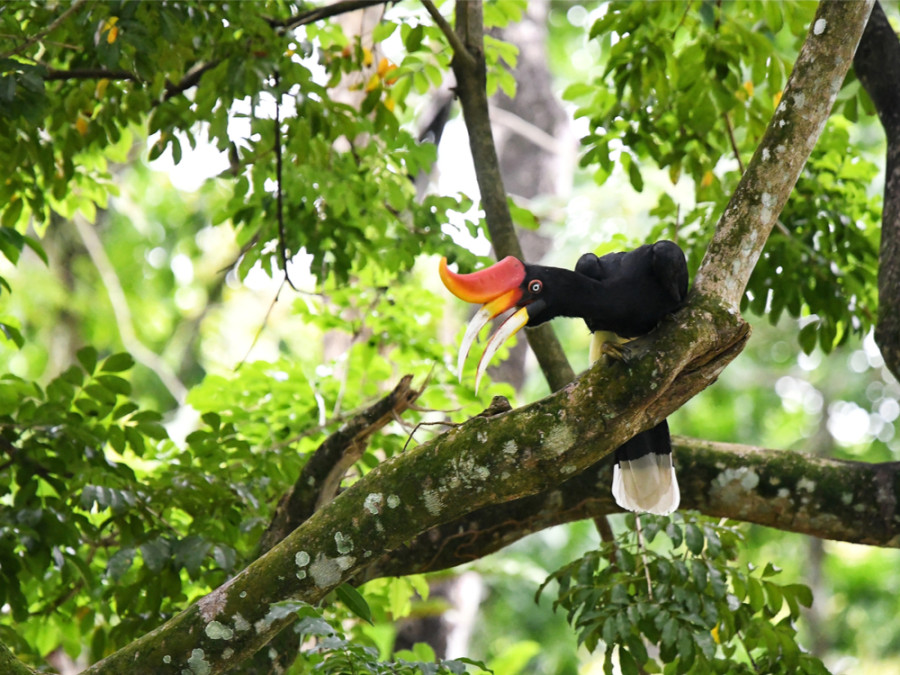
[439,257,530,392]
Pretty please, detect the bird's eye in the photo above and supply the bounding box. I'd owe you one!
[529,280,543,294]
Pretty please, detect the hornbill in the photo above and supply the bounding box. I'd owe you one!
[439,241,688,515]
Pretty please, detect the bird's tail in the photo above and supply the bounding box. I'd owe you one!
[612,420,680,515]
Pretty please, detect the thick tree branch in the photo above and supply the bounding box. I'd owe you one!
[694,0,874,307]
[853,1,900,380]
[450,0,574,392]
[361,436,900,579]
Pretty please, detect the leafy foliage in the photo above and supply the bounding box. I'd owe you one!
[566,0,879,351]
[244,598,489,675]
[540,514,828,675]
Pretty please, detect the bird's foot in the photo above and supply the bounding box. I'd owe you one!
[600,340,632,364]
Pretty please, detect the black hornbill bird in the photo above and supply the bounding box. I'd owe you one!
[439,240,688,515]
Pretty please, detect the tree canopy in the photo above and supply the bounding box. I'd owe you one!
[1,1,899,674]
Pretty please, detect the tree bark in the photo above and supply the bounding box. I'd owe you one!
[853,1,900,380]
[361,435,900,580]
[450,0,575,392]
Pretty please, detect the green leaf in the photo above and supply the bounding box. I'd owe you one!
[335,583,373,625]
[77,346,98,374]
[101,352,135,372]
[619,644,640,675]
[107,548,135,580]
[684,523,704,555]
[0,320,24,348]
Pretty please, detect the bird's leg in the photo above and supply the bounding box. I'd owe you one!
[590,331,634,365]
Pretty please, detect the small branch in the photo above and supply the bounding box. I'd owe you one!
[272,74,298,291]
[270,0,389,31]
[235,278,286,370]
[44,68,138,82]
[0,0,87,59]
[421,0,475,67]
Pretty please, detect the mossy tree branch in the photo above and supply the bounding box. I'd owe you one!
[361,436,900,580]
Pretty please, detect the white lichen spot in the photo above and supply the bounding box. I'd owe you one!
[239,591,247,599]
[205,620,234,640]
[309,554,355,588]
[777,488,790,499]
[269,647,278,661]
[163,655,171,664]
[473,464,490,480]
[476,431,487,443]
[222,648,234,660]
[797,477,816,492]
[793,92,806,109]
[295,551,310,568]
[761,148,770,162]
[813,18,826,35]
[841,492,854,506]
[562,464,577,474]
[364,492,384,515]
[713,467,759,491]
[233,613,251,632]
[770,476,781,486]
[334,531,354,554]
[422,489,443,515]
[187,648,210,675]
[296,570,307,580]
[502,439,518,455]
[544,423,575,456]
[387,494,401,509]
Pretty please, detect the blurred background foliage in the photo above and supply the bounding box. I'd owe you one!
[1,0,899,673]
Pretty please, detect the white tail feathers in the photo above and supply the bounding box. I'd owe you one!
[612,452,680,515]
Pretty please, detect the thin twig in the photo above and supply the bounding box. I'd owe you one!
[270,0,389,31]
[671,0,694,39]
[634,514,654,601]
[421,0,476,67]
[722,112,745,174]
[0,0,87,59]
[236,277,287,370]
[272,72,298,291]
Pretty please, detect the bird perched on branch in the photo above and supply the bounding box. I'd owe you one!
[439,240,688,515]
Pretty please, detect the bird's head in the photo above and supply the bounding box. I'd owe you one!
[439,256,558,391]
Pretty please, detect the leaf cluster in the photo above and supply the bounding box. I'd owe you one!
[266,598,488,675]
[540,513,828,675]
